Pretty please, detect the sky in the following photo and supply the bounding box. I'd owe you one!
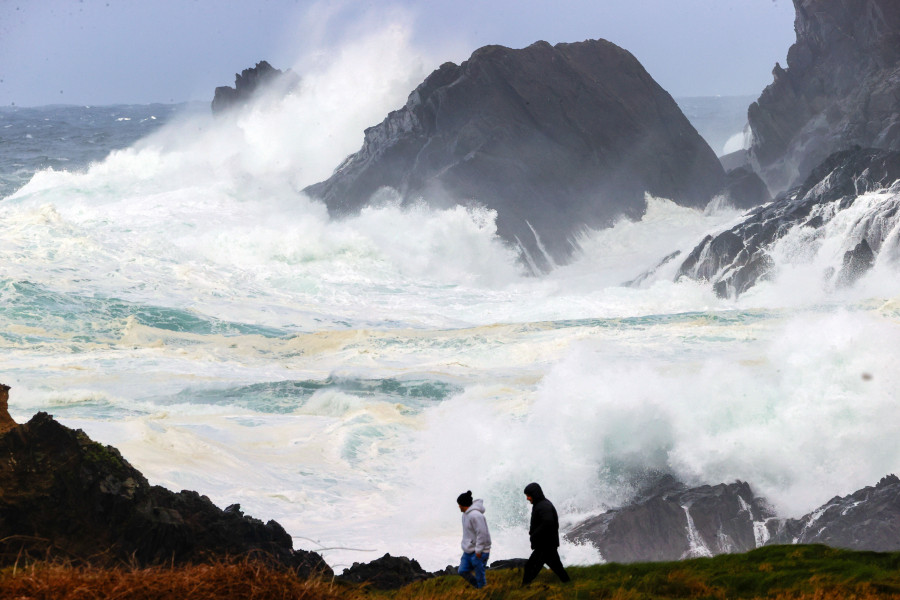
[0,0,797,107]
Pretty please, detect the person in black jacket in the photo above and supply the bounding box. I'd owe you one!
[522,482,570,585]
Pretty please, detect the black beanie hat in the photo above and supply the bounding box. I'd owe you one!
[457,490,473,507]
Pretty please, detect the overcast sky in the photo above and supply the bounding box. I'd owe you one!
[0,0,797,107]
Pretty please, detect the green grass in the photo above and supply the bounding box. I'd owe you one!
[3,545,900,599]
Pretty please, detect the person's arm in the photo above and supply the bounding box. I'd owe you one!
[473,513,488,556]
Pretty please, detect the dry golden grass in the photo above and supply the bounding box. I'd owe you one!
[4,545,900,600]
[0,559,346,600]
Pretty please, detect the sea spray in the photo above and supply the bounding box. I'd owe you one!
[3,46,900,571]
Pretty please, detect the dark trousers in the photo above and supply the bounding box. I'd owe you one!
[522,546,570,585]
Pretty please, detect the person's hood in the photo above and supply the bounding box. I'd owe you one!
[466,498,486,514]
[524,482,546,502]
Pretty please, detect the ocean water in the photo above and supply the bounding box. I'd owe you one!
[2,50,900,571]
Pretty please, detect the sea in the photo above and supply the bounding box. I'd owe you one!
[2,87,899,571]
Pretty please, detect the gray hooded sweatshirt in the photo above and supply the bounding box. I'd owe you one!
[461,499,492,554]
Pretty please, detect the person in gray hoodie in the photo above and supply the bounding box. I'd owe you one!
[456,490,492,588]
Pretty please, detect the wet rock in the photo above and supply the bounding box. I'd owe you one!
[768,475,900,551]
[720,166,772,210]
[211,60,300,115]
[674,147,900,297]
[566,476,775,563]
[305,39,726,271]
[748,0,900,193]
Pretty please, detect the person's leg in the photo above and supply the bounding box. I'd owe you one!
[473,552,489,588]
[545,548,570,582]
[522,548,545,586]
[458,552,478,587]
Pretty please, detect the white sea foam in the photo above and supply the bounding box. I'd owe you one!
[4,21,900,572]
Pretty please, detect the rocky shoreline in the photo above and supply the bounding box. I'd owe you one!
[2,386,899,590]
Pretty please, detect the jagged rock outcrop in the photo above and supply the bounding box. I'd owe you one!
[675,147,900,297]
[337,553,432,590]
[0,404,330,577]
[304,40,728,270]
[748,0,900,194]
[768,475,900,551]
[211,61,300,115]
[566,476,775,563]
[0,384,14,435]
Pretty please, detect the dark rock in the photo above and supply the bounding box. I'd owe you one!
[211,61,300,115]
[0,409,331,577]
[566,477,775,563]
[720,149,750,172]
[719,166,772,210]
[304,40,727,271]
[489,558,529,570]
[748,0,900,193]
[337,553,432,590]
[837,238,876,286]
[0,384,14,435]
[675,147,900,297]
[767,475,900,552]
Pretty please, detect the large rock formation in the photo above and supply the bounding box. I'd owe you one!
[304,40,728,270]
[0,400,330,576]
[674,147,900,297]
[748,0,900,193]
[567,473,900,563]
[768,475,900,551]
[211,61,300,115]
[566,476,775,563]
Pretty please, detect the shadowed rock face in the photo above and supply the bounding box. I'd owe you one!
[337,553,432,590]
[566,476,775,563]
[304,40,726,270]
[675,147,900,297]
[566,474,900,564]
[748,0,900,194]
[0,410,330,577]
[0,385,14,435]
[211,61,300,115]
[768,475,900,551]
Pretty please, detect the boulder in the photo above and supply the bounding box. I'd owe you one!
[674,147,900,297]
[566,475,775,563]
[0,398,330,577]
[211,61,300,115]
[304,40,727,270]
[748,0,900,194]
[337,553,432,590]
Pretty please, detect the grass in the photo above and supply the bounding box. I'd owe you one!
[2,545,900,599]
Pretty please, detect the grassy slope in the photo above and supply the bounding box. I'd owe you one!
[3,545,900,599]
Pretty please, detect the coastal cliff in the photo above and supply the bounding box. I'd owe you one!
[0,395,330,577]
[748,0,900,193]
[304,39,728,270]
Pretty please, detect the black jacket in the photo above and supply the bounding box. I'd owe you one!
[524,482,560,549]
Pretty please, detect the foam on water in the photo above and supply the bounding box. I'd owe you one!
[3,25,900,571]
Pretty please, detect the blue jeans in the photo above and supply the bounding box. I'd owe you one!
[458,551,489,588]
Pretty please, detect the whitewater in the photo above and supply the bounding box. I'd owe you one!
[2,29,900,572]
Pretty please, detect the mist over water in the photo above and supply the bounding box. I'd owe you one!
[2,25,900,571]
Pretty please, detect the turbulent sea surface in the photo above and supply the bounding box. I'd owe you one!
[2,91,899,571]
